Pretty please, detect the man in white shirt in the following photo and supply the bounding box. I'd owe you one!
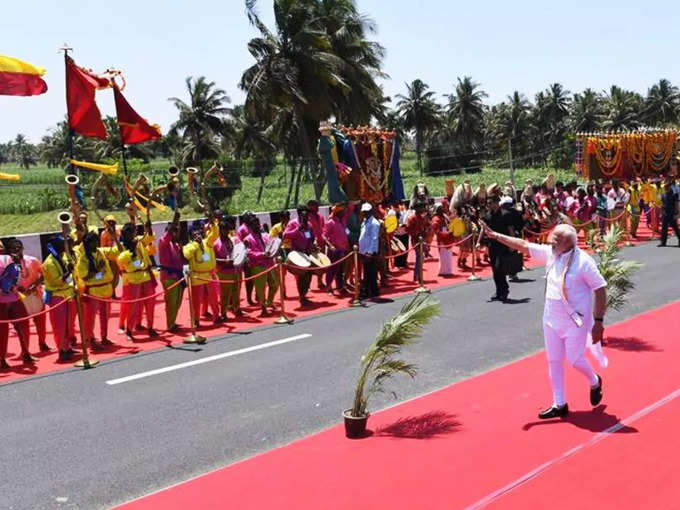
[359,203,380,299]
[479,222,607,419]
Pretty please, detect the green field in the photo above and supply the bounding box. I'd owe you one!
[0,155,575,236]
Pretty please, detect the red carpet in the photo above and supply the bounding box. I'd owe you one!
[114,297,680,510]
[0,221,657,384]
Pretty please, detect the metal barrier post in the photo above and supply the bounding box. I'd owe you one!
[350,245,362,306]
[184,270,206,344]
[275,259,293,324]
[415,236,429,293]
[468,232,481,282]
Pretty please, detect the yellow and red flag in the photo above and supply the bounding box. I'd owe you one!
[113,85,161,145]
[0,55,48,96]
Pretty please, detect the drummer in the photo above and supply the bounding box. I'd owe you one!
[15,239,49,352]
[244,215,278,316]
[307,200,326,291]
[269,210,292,257]
[322,204,350,295]
[214,215,244,321]
[283,205,317,307]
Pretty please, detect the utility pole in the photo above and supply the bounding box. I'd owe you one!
[508,138,515,187]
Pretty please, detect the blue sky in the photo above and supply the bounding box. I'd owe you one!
[2,0,679,143]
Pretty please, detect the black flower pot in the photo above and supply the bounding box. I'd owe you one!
[343,409,369,438]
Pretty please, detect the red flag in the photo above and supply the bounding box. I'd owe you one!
[65,56,108,139]
[113,85,162,145]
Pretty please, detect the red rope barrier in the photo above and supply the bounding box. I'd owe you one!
[84,277,186,304]
[0,295,73,324]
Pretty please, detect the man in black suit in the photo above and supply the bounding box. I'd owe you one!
[658,177,680,247]
[483,195,513,301]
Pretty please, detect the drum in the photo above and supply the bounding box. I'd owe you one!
[286,250,312,276]
[606,197,616,211]
[449,217,467,237]
[384,215,398,234]
[307,251,331,275]
[232,242,247,268]
[264,236,282,258]
[21,292,43,315]
[390,237,406,253]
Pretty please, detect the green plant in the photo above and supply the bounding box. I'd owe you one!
[587,223,643,311]
[350,294,440,418]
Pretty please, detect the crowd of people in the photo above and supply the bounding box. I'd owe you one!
[0,170,678,370]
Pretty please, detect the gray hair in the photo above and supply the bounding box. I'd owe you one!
[553,223,578,247]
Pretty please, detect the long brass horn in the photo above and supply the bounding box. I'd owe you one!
[58,211,73,225]
[65,174,82,217]
[186,167,198,195]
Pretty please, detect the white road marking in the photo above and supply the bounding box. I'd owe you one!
[464,386,680,509]
[105,334,312,386]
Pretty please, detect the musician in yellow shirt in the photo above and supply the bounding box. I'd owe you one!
[75,230,120,349]
[42,235,77,362]
[183,219,220,327]
[117,223,157,340]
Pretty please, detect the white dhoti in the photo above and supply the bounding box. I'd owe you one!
[438,247,453,276]
[543,300,599,407]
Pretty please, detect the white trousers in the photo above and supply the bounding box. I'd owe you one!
[543,319,599,407]
[438,247,453,275]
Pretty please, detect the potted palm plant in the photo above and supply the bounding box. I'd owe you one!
[344,294,440,438]
[587,223,643,310]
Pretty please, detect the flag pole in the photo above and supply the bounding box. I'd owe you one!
[60,43,76,178]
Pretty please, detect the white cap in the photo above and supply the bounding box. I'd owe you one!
[361,203,373,212]
[500,196,514,206]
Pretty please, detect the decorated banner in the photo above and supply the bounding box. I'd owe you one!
[113,85,162,145]
[69,159,118,175]
[318,124,405,204]
[65,56,110,139]
[578,130,678,180]
[0,55,47,96]
[0,172,21,181]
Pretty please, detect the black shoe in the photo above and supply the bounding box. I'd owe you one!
[488,294,502,302]
[39,342,51,352]
[590,375,603,406]
[148,328,159,338]
[538,403,569,419]
[0,358,10,370]
[58,350,73,362]
[657,243,666,247]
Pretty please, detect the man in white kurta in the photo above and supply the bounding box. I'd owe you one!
[479,222,607,419]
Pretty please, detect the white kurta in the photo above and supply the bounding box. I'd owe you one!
[529,244,607,407]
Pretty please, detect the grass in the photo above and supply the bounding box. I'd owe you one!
[0,154,576,236]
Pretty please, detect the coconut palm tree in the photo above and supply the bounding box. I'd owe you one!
[396,79,442,174]
[241,0,386,200]
[38,120,95,168]
[11,134,38,170]
[571,88,602,132]
[602,86,642,131]
[168,76,231,167]
[643,79,680,126]
[445,76,488,148]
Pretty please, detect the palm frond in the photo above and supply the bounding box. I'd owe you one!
[350,295,440,417]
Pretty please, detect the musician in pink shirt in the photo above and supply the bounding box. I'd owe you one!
[307,200,326,290]
[322,204,350,294]
[214,216,243,321]
[237,212,256,306]
[244,215,278,316]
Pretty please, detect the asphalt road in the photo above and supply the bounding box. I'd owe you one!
[0,241,677,510]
